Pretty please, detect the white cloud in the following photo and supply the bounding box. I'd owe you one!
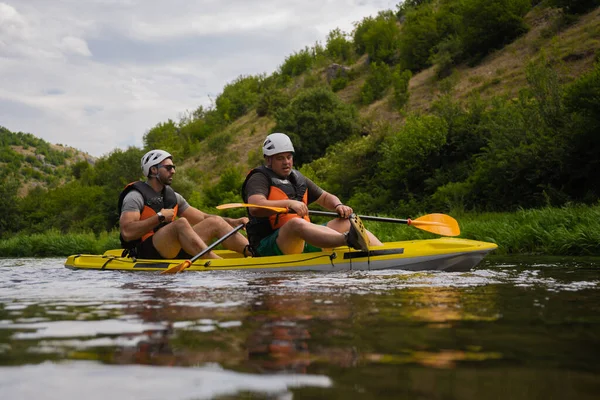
[0,0,393,157]
[59,36,92,57]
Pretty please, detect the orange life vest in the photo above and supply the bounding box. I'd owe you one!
[241,166,310,248]
[117,181,179,250]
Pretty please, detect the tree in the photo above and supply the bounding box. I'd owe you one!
[274,87,360,165]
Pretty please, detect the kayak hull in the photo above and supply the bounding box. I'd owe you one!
[64,238,497,273]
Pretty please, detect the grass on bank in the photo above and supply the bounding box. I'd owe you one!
[1,204,599,257]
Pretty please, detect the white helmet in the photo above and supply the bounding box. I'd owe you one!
[141,149,172,177]
[263,133,295,156]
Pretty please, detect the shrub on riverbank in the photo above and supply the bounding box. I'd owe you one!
[0,230,119,257]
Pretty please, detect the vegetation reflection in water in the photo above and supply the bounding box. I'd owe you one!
[0,257,599,399]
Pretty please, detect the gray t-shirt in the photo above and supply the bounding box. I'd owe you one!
[120,186,190,216]
[245,170,324,204]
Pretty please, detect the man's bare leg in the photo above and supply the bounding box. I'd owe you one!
[153,218,220,259]
[276,218,348,254]
[192,216,249,255]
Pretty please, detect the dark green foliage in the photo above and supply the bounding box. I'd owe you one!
[178,105,226,153]
[459,0,531,61]
[433,59,570,211]
[396,2,442,71]
[18,182,109,234]
[215,74,263,122]
[359,62,392,104]
[561,62,600,201]
[353,11,400,64]
[0,177,21,237]
[430,35,463,79]
[352,16,376,55]
[143,119,184,159]
[330,74,349,92]
[207,132,233,155]
[300,134,384,202]
[199,167,245,208]
[549,0,600,14]
[274,87,360,165]
[325,28,354,62]
[279,48,315,78]
[256,88,289,117]
[375,114,449,210]
[391,67,412,109]
[396,0,432,18]
[81,147,145,228]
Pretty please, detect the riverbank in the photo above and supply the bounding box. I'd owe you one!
[1,204,599,257]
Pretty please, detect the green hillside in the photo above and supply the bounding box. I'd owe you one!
[2,0,599,240]
[0,127,95,196]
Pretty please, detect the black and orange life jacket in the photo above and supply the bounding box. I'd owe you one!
[241,166,310,249]
[117,181,179,250]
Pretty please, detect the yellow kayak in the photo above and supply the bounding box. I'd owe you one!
[64,238,497,273]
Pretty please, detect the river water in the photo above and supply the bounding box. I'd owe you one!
[0,256,599,399]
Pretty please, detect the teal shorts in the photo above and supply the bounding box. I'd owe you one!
[256,229,322,256]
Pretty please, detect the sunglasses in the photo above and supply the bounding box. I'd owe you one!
[158,164,176,171]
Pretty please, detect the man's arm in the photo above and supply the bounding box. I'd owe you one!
[245,173,309,217]
[119,211,161,242]
[313,185,353,219]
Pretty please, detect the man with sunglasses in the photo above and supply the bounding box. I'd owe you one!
[118,149,251,259]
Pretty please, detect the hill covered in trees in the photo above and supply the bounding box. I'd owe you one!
[1,0,599,239]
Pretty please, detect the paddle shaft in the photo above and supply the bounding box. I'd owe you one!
[309,210,411,224]
[189,223,245,263]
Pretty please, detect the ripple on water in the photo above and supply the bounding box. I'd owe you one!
[0,361,332,399]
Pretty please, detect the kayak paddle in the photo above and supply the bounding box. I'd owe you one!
[308,210,460,237]
[161,223,245,274]
[216,203,288,213]
[216,203,460,237]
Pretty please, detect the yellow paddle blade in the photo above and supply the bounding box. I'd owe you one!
[410,213,460,236]
[160,260,190,275]
[217,203,288,213]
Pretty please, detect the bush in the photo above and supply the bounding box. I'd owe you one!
[376,114,449,207]
[360,62,392,104]
[274,87,360,165]
[459,0,531,60]
[549,0,600,14]
[325,28,354,62]
[300,134,382,201]
[397,2,442,71]
[353,11,400,64]
[215,74,263,122]
[279,48,314,78]
[199,167,246,208]
[256,89,289,117]
[430,35,463,79]
[392,67,412,109]
[561,61,600,202]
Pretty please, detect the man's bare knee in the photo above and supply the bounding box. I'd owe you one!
[172,218,192,231]
[282,218,310,235]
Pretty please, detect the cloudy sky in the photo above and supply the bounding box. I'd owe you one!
[0,0,394,157]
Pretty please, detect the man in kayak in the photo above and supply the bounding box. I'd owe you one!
[242,132,382,256]
[119,149,251,259]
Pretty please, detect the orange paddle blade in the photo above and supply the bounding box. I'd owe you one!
[217,203,288,213]
[410,213,460,236]
[160,260,190,275]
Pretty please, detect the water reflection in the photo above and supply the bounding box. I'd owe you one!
[0,257,599,399]
[246,282,314,373]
